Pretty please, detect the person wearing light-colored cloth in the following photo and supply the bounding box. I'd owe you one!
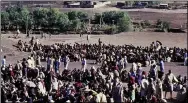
[124,56,128,68]
[50,57,55,69]
[164,70,178,99]
[95,88,107,103]
[64,55,70,70]
[30,55,35,68]
[156,78,164,99]
[27,56,34,69]
[120,58,125,69]
[37,78,46,96]
[36,55,41,66]
[156,42,161,51]
[141,75,149,98]
[51,77,58,91]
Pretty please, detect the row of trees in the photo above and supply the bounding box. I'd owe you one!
[1,6,133,34]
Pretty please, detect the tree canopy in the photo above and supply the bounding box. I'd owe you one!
[1,6,133,34]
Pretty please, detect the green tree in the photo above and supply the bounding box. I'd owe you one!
[102,11,116,24]
[57,13,70,32]
[94,13,101,24]
[117,15,133,32]
[33,8,49,29]
[6,7,21,29]
[19,7,30,30]
[67,11,78,20]
[70,19,82,33]
[156,19,170,32]
[1,11,10,30]
[47,8,61,31]
[67,11,88,22]
[161,21,170,32]
[101,11,129,25]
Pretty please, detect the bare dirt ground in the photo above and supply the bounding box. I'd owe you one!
[1,32,187,102]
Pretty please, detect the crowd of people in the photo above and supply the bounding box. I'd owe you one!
[1,37,187,103]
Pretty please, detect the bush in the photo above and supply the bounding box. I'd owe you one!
[156,19,170,32]
[104,25,118,34]
[117,16,133,32]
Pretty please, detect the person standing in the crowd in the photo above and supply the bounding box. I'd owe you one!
[128,76,136,102]
[140,72,149,103]
[98,38,102,46]
[136,63,142,85]
[1,55,6,68]
[124,55,128,69]
[37,78,46,96]
[129,63,137,78]
[27,56,33,69]
[54,58,60,73]
[26,29,30,38]
[147,78,156,100]
[81,58,87,72]
[149,60,157,81]
[64,55,70,70]
[36,54,41,66]
[159,58,165,79]
[112,77,124,103]
[87,34,90,42]
[156,78,164,100]
[47,56,51,71]
[22,58,28,78]
[120,58,125,70]
[164,70,178,99]
[14,29,20,38]
[184,51,187,66]
[159,58,165,74]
